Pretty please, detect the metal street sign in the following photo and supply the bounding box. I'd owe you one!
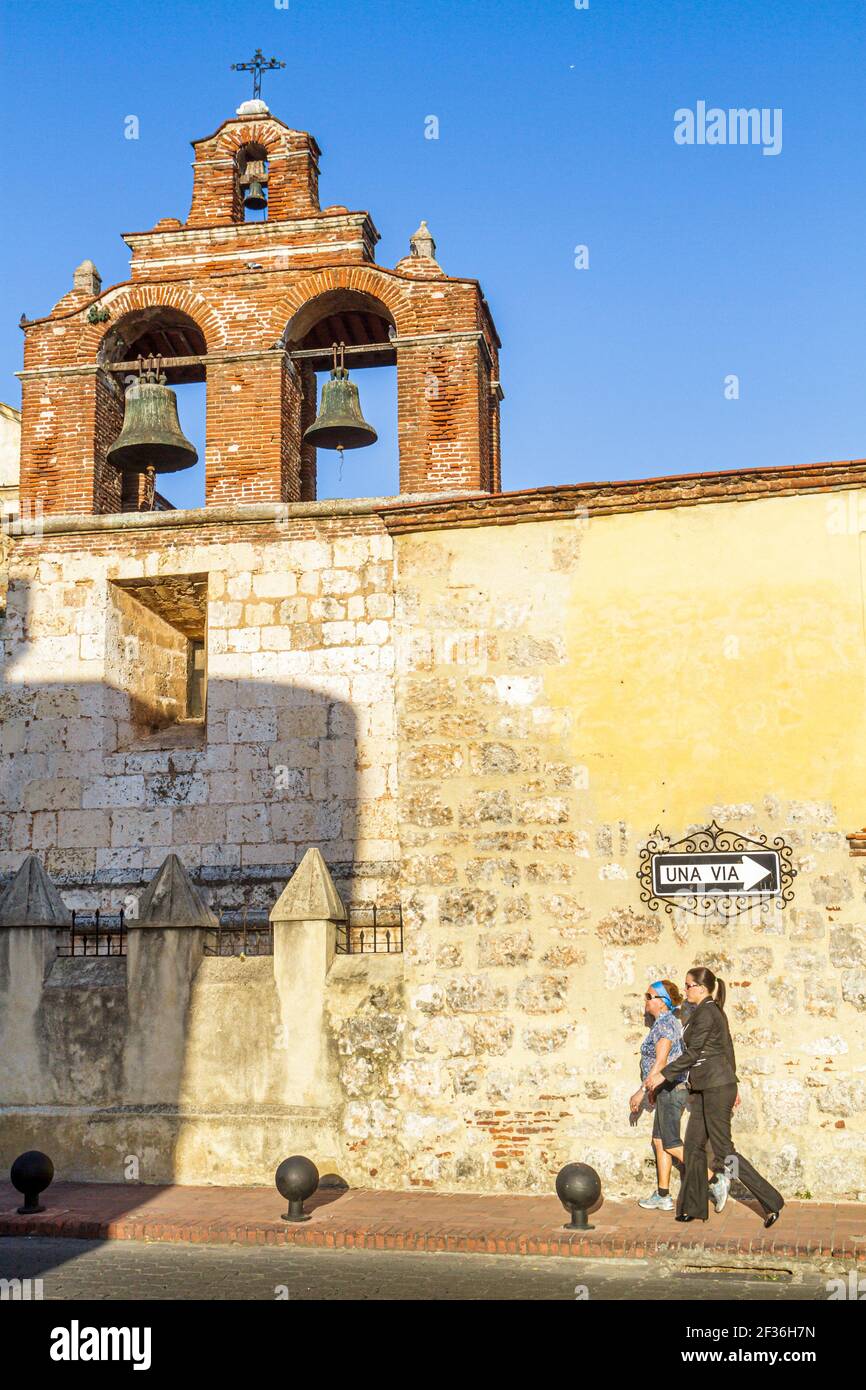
[637,820,796,919]
[651,850,780,897]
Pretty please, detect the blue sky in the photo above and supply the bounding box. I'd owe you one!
[1,0,864,506]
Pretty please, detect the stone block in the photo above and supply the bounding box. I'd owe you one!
[445,975,508,1013]
[82,775,145,809]
[477,930,533,967]
[472,1015,514,1054]
[227,709,277,744]
[841,969,866,1011]
[252,572,298,599]
[226,805,271,844]
[515,973,570,1014]
[321,569,359,596]
[110,809,172,848]
[23,778,82,812]
[596,907,660,945]
[56,810,110,849]
[439,889,497,930]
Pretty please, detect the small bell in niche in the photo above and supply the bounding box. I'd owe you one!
[304,343,378,465]
[244,179,267,212]
[240,158,268,212]
[106,358,198,475]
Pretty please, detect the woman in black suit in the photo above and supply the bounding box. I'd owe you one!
[644,966,784,1227]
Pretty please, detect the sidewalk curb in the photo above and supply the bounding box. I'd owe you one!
[1,1192,864,1266]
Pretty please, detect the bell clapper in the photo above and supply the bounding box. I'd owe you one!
[337,444,344,483]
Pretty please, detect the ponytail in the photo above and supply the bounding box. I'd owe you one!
[687,965,726,1012]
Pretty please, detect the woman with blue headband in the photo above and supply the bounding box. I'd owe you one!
[630,979,717,1211]
[645,966,784,1226]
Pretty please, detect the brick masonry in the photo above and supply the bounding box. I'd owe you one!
[17,107,501,515]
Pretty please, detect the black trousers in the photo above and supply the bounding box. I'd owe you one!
[679,1083,784,1219]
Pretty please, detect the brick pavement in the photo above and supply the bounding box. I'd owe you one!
[1,1182,864,1263]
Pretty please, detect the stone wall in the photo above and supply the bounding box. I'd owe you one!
[367,489,866,1197]
[1,479,865,1198]
[0,922,345,1185]
[0,511,398,917]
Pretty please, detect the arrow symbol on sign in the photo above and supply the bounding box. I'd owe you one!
[738,855,772,892]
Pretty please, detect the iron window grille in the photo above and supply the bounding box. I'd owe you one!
[54,903,403,957]
[336,903,403,955]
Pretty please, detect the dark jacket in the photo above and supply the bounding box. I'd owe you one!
[660,998,738,1091]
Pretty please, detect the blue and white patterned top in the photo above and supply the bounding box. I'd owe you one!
[640,1009,687,1084]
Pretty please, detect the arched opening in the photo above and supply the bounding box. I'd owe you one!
[285,290,398,501]
[235,142,269,223]
[98,307,207,510]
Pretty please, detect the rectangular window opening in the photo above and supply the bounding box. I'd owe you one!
[107,573,208,750]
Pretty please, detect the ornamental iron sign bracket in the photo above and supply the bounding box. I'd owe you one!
[637,819,796,920]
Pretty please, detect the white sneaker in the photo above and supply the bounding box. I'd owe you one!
[710,1172,730,1213]
[638,1190,673,1211]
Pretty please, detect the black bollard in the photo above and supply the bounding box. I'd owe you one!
[11,1151,55,1215]
[555,1161,602,1231]
[275,1155,319,1222]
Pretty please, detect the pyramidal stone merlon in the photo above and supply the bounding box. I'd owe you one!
[271,847,346,922]
[135,853,218,929]
[0,854,72,927]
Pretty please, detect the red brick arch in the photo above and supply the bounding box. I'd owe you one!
[269,267,419,344]
[80,285,224,361]
[211,121,287,160]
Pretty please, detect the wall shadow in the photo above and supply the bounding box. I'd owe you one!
[0,574,393,1280]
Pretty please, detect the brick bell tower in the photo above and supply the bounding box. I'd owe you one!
[17,94,502,518]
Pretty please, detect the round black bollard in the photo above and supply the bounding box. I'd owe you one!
[555,1162,601,1231]
[275,1155,319,1223]
[11,1151,54,1215]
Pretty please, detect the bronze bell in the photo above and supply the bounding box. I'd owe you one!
[107,361,198,475]
[241,161,268,211]
[304,343,378,452]
[243,178,267,212]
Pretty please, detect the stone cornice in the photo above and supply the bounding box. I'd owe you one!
[378,460,866,534]
[7,460,866,544]
[4,492,486,541]
[121,210,377,250]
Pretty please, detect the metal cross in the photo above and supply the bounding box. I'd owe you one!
[230,49,285,101]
